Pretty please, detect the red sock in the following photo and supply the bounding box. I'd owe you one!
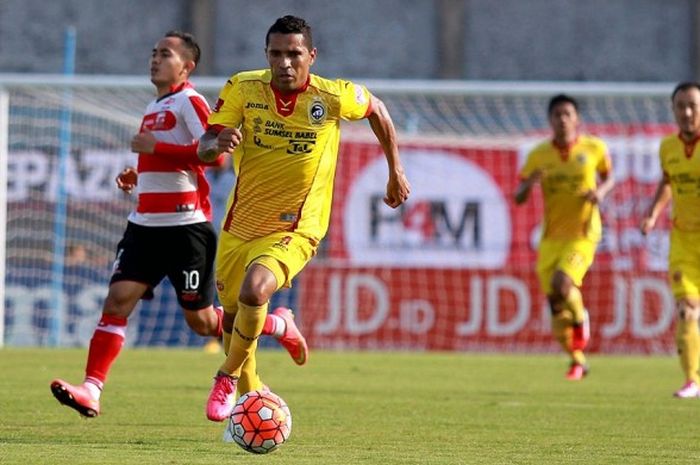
[84,314,127,389]
[572,324,588,351]
[261,313,285,337]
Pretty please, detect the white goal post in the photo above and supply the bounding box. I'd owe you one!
[0,73,678,352]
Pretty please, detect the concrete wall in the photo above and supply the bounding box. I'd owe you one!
[0,0,695,81]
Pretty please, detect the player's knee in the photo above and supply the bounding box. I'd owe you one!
[550,272,572,301]
[102,293,136,318]
[238,285,271,306]
[677,299,700,322]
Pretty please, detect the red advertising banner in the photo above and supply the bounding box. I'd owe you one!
[299,136,676,354]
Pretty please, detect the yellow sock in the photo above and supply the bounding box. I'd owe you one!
[676,319,700,384]
[237,352,264,395]
[220,301,268,377]
[565,286,586,324]
[222,331,231,356]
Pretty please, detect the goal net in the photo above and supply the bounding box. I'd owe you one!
[0,76,677,353]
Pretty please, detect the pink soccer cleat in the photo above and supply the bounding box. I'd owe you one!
[565,363,589,381]
[50,379,101,418]
[273,307,309,366]
[673,381,700,398]
[206,372,238,421]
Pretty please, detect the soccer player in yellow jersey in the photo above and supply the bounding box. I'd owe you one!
[197,15,411,421]
[515,94,614,381]
[641,82,700,398]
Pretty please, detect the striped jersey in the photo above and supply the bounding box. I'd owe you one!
[128,81,218,227]
[208,69,372,242]
[660,133,700,232]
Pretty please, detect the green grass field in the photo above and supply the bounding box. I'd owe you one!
[1,348,699,465]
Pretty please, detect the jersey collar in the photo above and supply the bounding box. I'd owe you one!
[551,135,579,161]
[270,77,310,117]
[678,132,700,158]
[156,81,193,102]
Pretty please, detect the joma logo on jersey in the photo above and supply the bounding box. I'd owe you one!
[287,139,315,155]
[246,102,269,110]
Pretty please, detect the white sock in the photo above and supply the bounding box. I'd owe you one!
[269,314,286,338]
[83,380,102,400]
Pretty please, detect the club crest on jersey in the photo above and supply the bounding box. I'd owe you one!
[576,153,587,164]
[308,98,327,125]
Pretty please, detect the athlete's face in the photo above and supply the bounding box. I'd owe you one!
[548,102,579,141]
[672,87,700,138]
[266,32,316,92]
[150,37,193,92]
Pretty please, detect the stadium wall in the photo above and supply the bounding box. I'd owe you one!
[0,0,697,81]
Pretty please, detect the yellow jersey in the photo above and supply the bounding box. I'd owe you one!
[660,134,700,232]
[520,135,611,241]
[208,69,371,242]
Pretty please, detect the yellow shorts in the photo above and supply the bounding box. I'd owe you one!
[215,231,317,309]
[536,238,596,295]
[669,228,700,299]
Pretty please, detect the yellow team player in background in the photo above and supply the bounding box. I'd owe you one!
[515,94,614,380]
[641,82,700,398]
[197,15,410,421]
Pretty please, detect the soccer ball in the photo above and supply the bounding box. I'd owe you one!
[223,390,292,454]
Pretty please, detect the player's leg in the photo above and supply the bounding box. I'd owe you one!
[674,298,700,397]
[537,240,580,372]
[552,240,595,380]
[51,280,147,417]
[669,228,700,397]
[51,222,159,417]
[169,222,223,338]
[207,263,276,421]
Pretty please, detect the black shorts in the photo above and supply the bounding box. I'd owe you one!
[110,221,217,310]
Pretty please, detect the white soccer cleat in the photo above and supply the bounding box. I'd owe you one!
[673,381,700,398]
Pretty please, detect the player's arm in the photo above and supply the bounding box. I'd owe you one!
[115,166,137,194]
[197,125,242,162]
[584,170,615,204]
[640,174,671,235]
[366,94,410,208]
[130,127,224,167]
[513,170,543,205]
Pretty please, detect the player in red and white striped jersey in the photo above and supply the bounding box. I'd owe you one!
[49,30,224,418]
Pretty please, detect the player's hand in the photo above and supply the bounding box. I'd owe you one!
[131,130,157,154]
[384,170,411,208]
[640,215,656,236]
[529,169,544,184]
[582,189,602,204]
[217,127,243,154]
[116,167,138,193]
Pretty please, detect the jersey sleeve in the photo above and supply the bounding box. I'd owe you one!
[595,140,612,176]
[338,80,372,121]
[182,93,210,140]
[519,150,539,179]
[208,74,244,128]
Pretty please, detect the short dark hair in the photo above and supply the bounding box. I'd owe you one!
[547,94,579,115]
[164,30,201,65]
[266,15,313,49]
[671,81,700,101]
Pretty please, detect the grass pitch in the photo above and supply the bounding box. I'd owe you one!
[1,348,699,464]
